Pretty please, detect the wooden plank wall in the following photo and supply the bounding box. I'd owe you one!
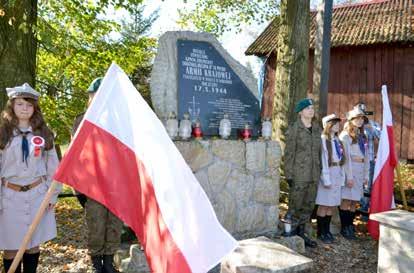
[308,44,414,160]
[261,52,277,118]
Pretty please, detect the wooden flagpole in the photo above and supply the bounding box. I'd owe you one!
[395,164,408,210]
[7,181,59,273]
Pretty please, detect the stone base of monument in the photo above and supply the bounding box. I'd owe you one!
[120,245,149,273]
[175,139,281,238]
[221,236,313,273]
[370,210,414,273]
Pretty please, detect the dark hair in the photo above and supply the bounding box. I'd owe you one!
[0,98,54,150]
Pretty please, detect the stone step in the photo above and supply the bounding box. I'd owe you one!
[120,245,149,273]
[221,236,313,273]
[120,236,311,273]
[273,235,305,254]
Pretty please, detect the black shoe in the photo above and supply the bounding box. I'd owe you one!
[318,233,333,244]
[340,227,351,239]
[326,231,335,241]
[347,225,357,240]
[296,224,317,248]
[3,257,22,273]
[341,226,356,240]
[302,235,318,248]
[91,255,104,273]
[103,255,120,273]
[23,252,40,273]
[323,215,333,241]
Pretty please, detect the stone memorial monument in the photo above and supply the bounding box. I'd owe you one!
[150,30,280,238]
[151,31,261,136]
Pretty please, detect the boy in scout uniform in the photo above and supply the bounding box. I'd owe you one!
[284,98,321,248]
[72,78,123,273]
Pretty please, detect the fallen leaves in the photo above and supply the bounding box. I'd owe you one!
[305,222,378,273]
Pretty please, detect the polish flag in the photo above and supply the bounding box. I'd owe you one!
[53,63,237,272]
[367,85,397,240]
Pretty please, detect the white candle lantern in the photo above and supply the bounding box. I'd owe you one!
[166,112,178,139]
[281,213,295,236]
[219,114,231,139]
[261,117,272,140]
[179,113,192,140]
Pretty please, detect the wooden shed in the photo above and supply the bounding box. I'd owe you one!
[246,0,414,161]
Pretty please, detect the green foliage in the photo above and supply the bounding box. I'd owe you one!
[178,0,279,37]
[178,0,364,38]
[394,163,414,206]
[35,0,157,145]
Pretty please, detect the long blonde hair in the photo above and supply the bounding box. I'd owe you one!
[344,119,365,144]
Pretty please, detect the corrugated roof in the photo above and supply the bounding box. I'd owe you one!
[246,0,414,56]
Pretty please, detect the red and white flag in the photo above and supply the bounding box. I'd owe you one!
[367,85,397,240]
[54,63,237,273]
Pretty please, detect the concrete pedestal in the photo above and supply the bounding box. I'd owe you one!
[220,236,313,273]
[370,210,414,273]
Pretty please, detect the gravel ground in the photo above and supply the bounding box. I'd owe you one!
[306,227,378,273]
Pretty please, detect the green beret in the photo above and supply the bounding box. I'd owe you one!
[87,77,103,93]
[295,98,313,113]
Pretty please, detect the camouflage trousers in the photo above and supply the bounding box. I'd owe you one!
[288,181,317,229]
[85,198,123,256]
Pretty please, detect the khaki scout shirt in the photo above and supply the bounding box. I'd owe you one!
[0,128,61,207]
[284,118,322,183]
[339,131,370,182]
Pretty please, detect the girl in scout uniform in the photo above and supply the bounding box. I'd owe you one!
[339,107,369,240]
[315,114,345,244]
[0,83,61,273]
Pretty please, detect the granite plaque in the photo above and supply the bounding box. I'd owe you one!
[177,39,260,136]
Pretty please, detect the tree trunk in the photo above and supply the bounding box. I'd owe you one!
[271,0,310,144]
[0,0,37,110]
[312,0,333,119]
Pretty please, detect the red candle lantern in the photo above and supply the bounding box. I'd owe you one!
[240,123,252,141]
[192,120,203,139]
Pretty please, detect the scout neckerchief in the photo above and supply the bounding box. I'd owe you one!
[358,133,366,156]
[333,138,343,160]
[18,128,31,164]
